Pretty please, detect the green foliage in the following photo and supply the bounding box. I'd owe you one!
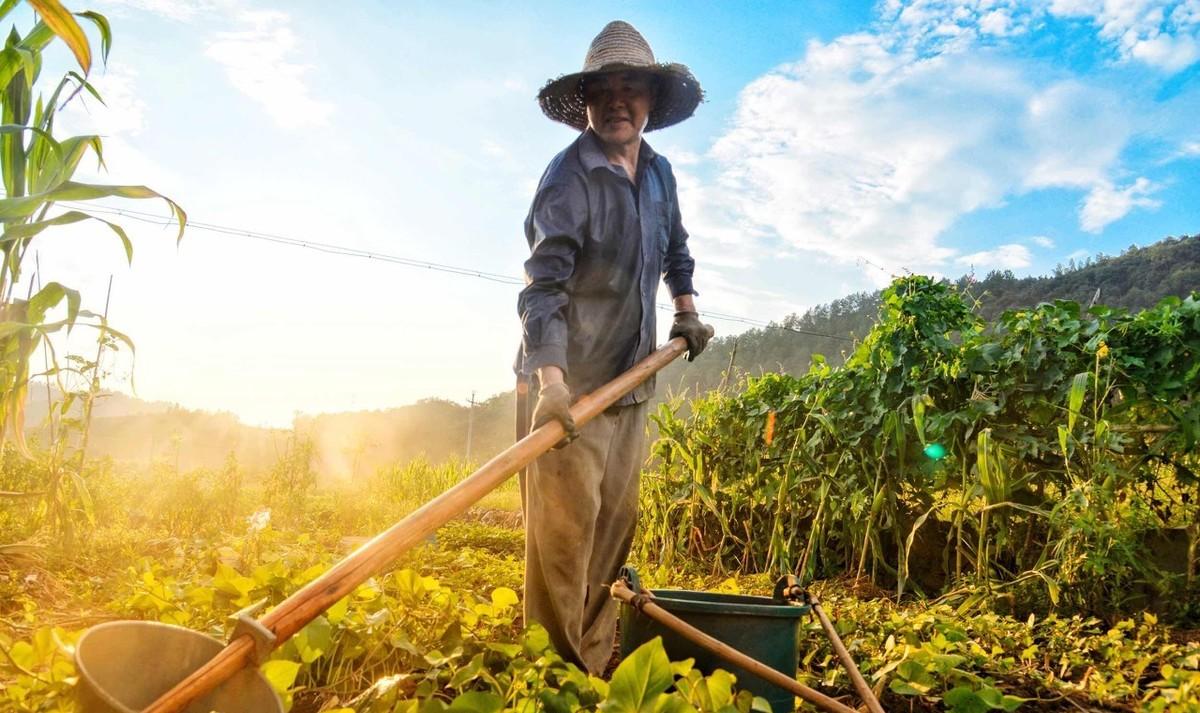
[659,235,1200,401]
[640,276,1200,616]
[5,511,1200,712]
[3,462,1200,712]
[372,456,476,511]
[0,0,184,455]
[267,430,317,516]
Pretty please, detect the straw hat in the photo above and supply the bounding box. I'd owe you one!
[537,20,703,132]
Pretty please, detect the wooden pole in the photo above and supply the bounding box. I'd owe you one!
[142,334,702,713]
[807,592,886,713]
[609,580,863,713]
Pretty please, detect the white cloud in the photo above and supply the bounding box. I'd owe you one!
[698,1,1183,282]
[882,0,1038,53]
[1128,32,1200,70]
[1021,80,1131,189]
[480,139,510,159]
[73,64,148,137]
[205,11,334,130]
[58,63,184,190]
[1048,0,1200,71]
[1079,176,1162,231]
[662,147,702,166]
[880,1,1200,72]
[956,243,1033,269]
[99,0,214,21]
[673,164,769,270]
[1030,235,1056,248]
[980,9,1016,36]
[684,268,807,325]
[708,32,1141,277]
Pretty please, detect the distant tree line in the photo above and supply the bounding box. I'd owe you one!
[659,234,1200,398]
[956,235,1200,318]
[41,234,1199,477]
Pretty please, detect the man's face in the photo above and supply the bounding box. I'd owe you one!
[584,71,654,148]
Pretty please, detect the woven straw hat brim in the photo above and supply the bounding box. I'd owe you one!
[537,62,703,132]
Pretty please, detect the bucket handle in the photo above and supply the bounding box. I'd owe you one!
[772,574,804,603]
[617,564,643,595]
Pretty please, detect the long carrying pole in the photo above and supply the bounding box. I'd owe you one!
[143,334,703,713]
[609,580,862,713]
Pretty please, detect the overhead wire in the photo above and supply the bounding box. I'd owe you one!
[61,202,857,343]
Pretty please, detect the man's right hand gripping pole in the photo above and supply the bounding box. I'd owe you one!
[532,374,580,449]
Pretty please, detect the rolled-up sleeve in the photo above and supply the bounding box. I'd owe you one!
[518,180,588,375]
[662,166,696,298]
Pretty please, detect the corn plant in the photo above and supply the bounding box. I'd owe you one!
[0,0,185,457]
[638,276,1200,616]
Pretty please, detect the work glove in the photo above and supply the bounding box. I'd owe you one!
[670,311,710,362]
[532,382,579,449]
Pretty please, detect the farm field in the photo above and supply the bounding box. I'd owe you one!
[2,456,1199,712]
[1,1,1198,711]
[4,276,1200,712]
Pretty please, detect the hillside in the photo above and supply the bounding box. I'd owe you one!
[658,234,1200,396]
[35,234,1198,477]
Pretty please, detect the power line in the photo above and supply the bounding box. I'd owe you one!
[61,202,856,343]
[66,203,525,285]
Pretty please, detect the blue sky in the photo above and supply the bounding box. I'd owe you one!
[22,0,1200,425]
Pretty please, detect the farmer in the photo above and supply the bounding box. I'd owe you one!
[516,20,710,673]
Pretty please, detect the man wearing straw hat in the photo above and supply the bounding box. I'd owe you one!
[516,20,710,673]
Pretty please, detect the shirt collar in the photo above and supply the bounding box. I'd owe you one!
[578,129,657,174]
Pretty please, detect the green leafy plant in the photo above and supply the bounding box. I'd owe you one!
[0,0,185,455]
[639,277,1200,617]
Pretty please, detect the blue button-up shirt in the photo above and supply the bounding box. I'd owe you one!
[517,129,697,405]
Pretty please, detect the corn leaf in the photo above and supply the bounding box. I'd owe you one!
[0,0,20,24]
[0,210,132,263]
[0,46,28,92]
[27,280,79,326]
[17,22,55,53]
[1067,372,1088,433]
[0,181,186,241]
[27,0,91,74]
[0,123,60,155]
[75,11,110,66]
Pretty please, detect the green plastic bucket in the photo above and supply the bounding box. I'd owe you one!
[74,620,283,713]
[619,585,809,712]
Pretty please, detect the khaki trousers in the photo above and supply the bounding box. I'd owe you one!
[521,401,648,674]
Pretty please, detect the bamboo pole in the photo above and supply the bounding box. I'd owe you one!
[142,333,702,713]
[609,580,861,713]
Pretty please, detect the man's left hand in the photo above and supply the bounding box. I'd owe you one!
[670,311,710,362]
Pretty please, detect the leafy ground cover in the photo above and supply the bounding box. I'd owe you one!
[3,492,1200,712]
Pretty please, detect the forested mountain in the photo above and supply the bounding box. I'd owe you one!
[957,235,1200,317]
[36,234,1198,477]
[658,234,1200,397]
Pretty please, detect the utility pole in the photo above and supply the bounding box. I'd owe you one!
[465,391,477,462]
